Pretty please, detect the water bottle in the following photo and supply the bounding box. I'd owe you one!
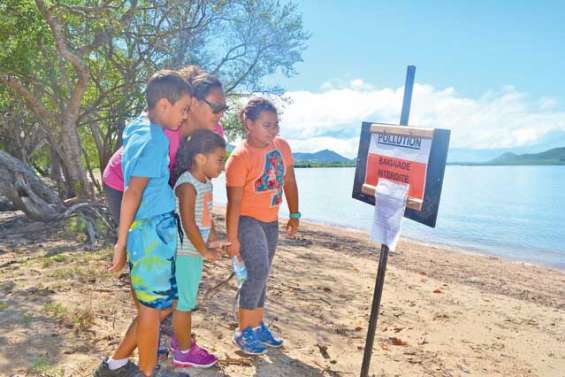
[231,256,248,288]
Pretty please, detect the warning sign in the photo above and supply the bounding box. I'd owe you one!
[366,155,427,199]
[364,125,433,210]
[352,122,450,227]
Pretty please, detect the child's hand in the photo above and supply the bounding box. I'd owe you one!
[201,248,222,262]
[286,218,299,237]
[226,238,241,258]
[109,241,127,273]
[208,240,231,249]
[208,240,231,253]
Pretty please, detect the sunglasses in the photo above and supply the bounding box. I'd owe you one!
[201,98,229,114]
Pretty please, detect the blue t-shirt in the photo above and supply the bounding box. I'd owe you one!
[122,114,175,220]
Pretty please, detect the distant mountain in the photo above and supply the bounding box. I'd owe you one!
[488,147,565,165]
[293,149,351,163]
[448,129,565,163]
[226,146,352,165]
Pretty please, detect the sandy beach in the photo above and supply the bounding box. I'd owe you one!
[0,209,563,377]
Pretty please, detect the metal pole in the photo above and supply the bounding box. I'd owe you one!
[400,65,416,126]
[359,66,415,377]
[359,244,390,377]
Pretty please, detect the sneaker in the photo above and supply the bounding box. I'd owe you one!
[173,341,218,368]
[169,336,178,354]
[255,322,284,348]
[233,327,267,355]
[169,335,198,354]
[94,358,139,377]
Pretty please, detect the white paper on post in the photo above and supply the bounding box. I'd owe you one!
[370,179,409,250]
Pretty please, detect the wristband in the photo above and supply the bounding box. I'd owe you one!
[289,211,301,219]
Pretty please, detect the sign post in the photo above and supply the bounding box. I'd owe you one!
[355,66,450,377]
[400,65,416,126]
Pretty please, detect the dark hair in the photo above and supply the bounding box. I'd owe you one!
[171,129,226,185]
[178,65,223,100]
[239,97,278,127]
[146,69,191,109]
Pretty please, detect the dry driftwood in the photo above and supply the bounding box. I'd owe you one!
[0,150,113,248]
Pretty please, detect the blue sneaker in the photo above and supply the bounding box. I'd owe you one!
[255,322,284,348]
[233,327,267,355]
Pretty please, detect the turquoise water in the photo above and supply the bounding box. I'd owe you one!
[213,166,565,269]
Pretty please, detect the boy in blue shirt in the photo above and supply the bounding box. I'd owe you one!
[96,70,191,377]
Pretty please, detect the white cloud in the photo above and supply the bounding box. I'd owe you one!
[276,79,565,157]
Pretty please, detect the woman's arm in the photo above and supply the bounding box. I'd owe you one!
[283,165,300,236]
[226,186,244,258]
[110,176,147,272]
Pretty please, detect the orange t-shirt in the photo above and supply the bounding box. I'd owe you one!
[226,138,293,222]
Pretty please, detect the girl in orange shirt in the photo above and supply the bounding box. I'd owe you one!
[225,97,300,355]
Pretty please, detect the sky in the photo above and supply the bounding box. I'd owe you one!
[265,1,565,157]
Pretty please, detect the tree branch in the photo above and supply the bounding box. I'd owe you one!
[0,75,56,124]
[225,49,265,93]
[211,43,247,74]
[35,0,89,124]
[76,0,139,56]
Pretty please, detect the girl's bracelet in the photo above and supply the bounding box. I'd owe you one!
[289,211,301,219]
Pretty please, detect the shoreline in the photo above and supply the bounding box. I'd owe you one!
[214,205,565,272]
[295,217,565,305]
[212,207,565,311]
[297,218,565,271]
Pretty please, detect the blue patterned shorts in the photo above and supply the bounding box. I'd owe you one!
[127,212,178,309]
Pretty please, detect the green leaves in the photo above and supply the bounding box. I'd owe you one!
[1,0,309,197]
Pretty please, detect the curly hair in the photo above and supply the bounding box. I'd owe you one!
[177,65,223,100]
[239,97,278,128]
[171,129,226,186]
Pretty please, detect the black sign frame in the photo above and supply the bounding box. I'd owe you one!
[352,122,451,228]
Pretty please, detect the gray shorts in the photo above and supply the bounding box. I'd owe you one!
[103,184,123,225]
[238,216,279,309]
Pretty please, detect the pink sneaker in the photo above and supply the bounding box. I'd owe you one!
[169,335,195,353]
[173,341,218,368]
[169,336,179,354]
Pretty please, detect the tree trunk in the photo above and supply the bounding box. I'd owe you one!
[60,118,93,198]
[0,150,65,221]
[49,146,70,198]
[0,150,114,248]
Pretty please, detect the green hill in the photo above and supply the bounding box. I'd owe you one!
[292,149,355,167]
[488,147,565,165]
[293,149,350,163]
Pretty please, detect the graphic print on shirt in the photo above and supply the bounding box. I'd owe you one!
[254,149,285,207]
